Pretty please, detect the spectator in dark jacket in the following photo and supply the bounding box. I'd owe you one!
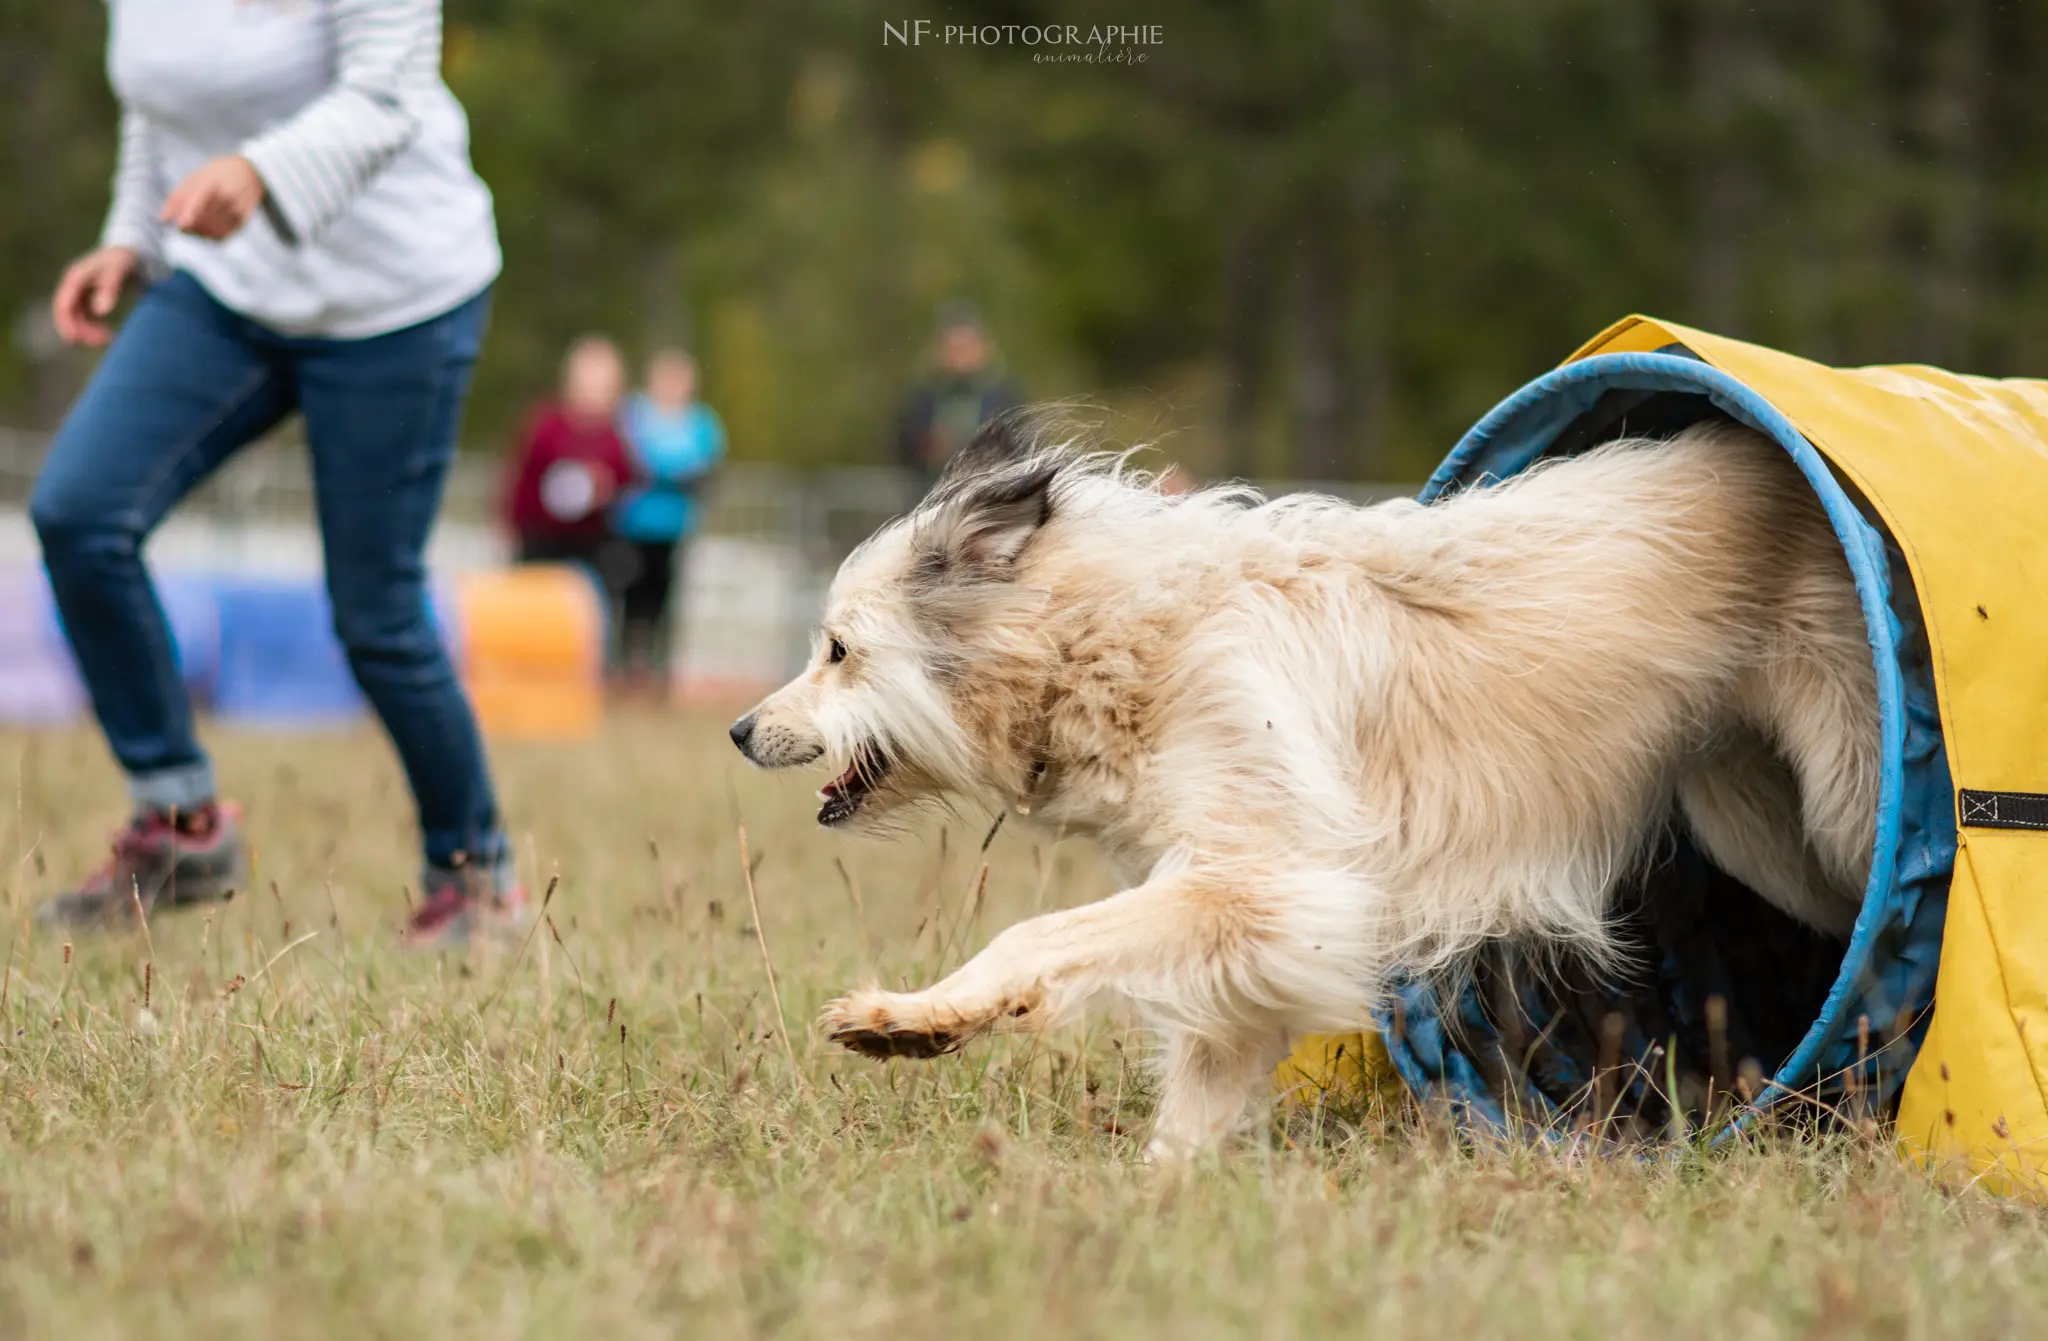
[895,304,1021,493]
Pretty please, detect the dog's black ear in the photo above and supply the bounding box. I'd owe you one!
[957,463,1056,569]
[936,411,1032,488]
[918,461,1058,582]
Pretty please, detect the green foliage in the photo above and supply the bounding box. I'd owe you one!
[4,1,2048,479]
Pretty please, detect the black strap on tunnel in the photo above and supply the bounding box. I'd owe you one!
[1958,789,2048,832]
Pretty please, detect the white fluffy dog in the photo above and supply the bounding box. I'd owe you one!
[729,414,1877,1156]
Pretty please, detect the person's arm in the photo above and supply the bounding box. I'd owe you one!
[897,387,934,470]
[615,399,652,480]
[596,424,638,497]
[986,378,1024,419]
[51,107,164,346]
[680,408,726,484]
[100,108,168,275]
[503,408,556,534]
[238,0,444,244]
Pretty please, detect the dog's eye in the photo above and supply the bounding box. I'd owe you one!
[826,637,848,665]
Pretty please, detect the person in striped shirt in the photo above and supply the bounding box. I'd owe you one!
[33,0,519,945]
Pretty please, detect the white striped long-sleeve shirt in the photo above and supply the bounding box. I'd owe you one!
[102,0,499,338]
[101,110,168,268]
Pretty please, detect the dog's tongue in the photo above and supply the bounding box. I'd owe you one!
[818,758,861,801]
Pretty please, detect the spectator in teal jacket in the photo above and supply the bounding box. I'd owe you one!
[614,348,725,686]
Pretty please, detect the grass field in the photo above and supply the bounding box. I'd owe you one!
[0,708,2041,1340]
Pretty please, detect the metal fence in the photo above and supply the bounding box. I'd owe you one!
[0,428,1418,690]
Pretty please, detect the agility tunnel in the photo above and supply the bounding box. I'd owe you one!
[1279,315,2048,1193]
[456,564,607,742]
[0,564,605,742]
[0,568,219,724]
[210,577,376,726]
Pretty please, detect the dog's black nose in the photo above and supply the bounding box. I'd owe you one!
[728,714,757,754]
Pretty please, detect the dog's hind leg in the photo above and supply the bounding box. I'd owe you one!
[1743,640,1879,905]
[1677,729,1858,937]
[1146,1026,1291,1160]
[1726,531,1879,924]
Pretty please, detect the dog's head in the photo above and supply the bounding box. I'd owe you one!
[730,415,1085,829]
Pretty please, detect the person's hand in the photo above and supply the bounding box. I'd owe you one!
[50,246,141,348]
[161,155,266,240]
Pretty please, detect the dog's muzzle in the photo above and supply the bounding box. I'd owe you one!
[729,713,825,769]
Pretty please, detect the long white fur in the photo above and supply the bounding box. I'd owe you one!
[734,418,1879,1157]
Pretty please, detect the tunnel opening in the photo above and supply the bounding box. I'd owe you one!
[1379,355,1956,1137]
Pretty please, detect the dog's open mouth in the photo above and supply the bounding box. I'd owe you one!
[818,740,891,826]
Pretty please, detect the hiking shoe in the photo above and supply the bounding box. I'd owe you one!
[37,803,245,927]
[403,858,528,948]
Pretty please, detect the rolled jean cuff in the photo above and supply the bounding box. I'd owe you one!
[128,760,217,815]
[424,828,511,873]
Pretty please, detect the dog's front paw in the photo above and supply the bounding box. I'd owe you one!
[821,990,965,1059]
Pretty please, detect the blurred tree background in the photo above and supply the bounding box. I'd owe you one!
[3,0,2045,481]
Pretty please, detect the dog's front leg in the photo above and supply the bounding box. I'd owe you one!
[821,866,1270,1065]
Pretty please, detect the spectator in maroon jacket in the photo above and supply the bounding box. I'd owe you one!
[504,335,635,567]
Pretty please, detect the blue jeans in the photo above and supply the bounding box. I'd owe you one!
[31,271,505,871]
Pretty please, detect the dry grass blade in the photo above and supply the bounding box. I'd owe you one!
[477,873,560,1018]
[737,823,803,1089]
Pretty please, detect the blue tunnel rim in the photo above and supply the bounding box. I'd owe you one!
[1379,349,1916,1122]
